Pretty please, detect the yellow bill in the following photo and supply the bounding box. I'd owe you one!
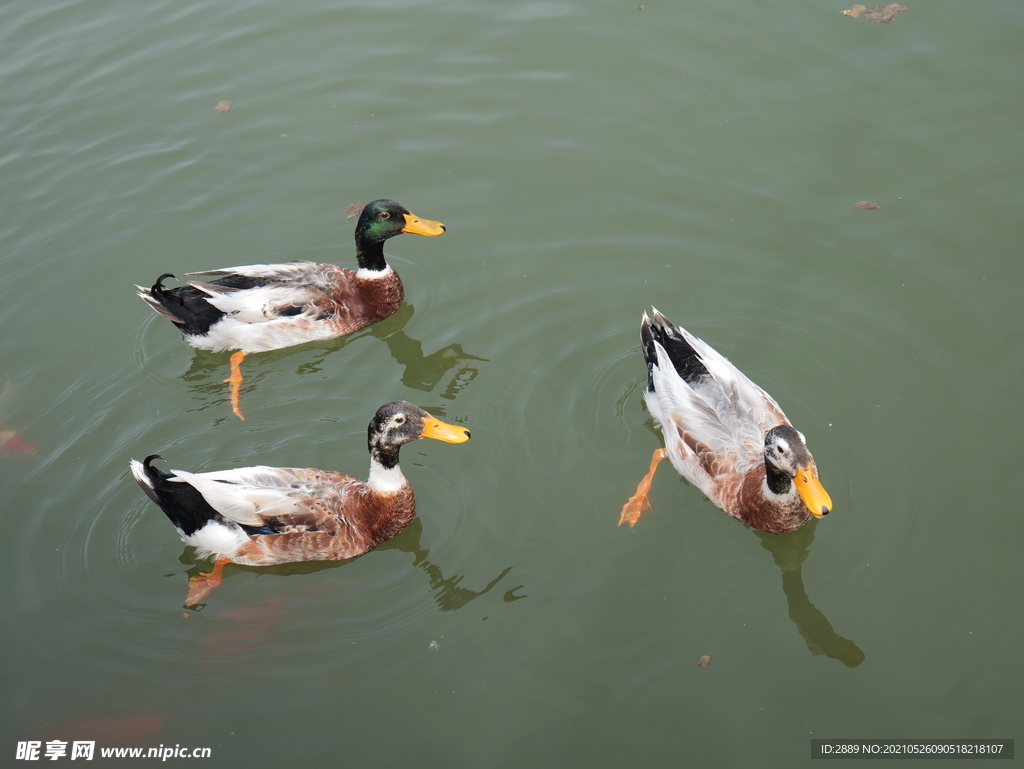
[402,212,446,236]
[420,415,471,443]
[794,465,832,516]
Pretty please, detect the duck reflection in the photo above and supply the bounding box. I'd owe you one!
[367,305,487,399]
[180,304,487,416]
[376,518,520,611]
[177,518,517,613]
[754,521,865,668]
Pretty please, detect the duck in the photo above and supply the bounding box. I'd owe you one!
[619,309,832,535]
[130,400,470,606]
[136,199,445,419]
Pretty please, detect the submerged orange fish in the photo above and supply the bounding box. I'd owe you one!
[0,426,37,458]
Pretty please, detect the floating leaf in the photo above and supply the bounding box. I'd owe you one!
[853,201,880,210]
[215,101,233,113]
[843,4,906,23]
[865,4,906,22]
[344,203,366,219]
[697,655,712,667]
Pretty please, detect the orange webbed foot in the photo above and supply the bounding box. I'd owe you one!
[618,448,668,527]
[224,351,247,421]
[185,557,231,607]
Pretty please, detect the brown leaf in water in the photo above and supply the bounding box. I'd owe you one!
[864,4,906,22]
[215,101,233,113]
[344,203,366,219]
[697,655,712,667]
[844,4,906,22]
[853,201,880,210]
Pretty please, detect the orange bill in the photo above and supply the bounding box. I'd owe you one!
[420,415,471,443]
[794,465,832,516]
[402,212,446,236]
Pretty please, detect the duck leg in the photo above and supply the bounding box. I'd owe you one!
[185,557,231,607]
[224,351,247,421]
[618,448,668,527]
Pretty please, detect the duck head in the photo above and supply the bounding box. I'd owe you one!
[764,425,832,516]
[368,401,470,466]
[356,199,445,244]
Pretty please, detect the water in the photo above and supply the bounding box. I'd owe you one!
[2,0,1022,766]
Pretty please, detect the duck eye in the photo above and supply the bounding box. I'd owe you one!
[394,415,405,424]
[379,212,390,220]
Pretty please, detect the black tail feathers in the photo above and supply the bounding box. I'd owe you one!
[641,310,711,389]
[151,274,184,306]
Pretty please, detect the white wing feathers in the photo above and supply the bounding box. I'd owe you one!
[186,262,324,280]
[169,466,312,526]
[648,344,733,447]
[188,282,319,323]
[646,318,791,476]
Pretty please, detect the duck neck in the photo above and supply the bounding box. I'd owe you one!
[366,446,409,495]
[354,235,389,272]
[764,459,792,496]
